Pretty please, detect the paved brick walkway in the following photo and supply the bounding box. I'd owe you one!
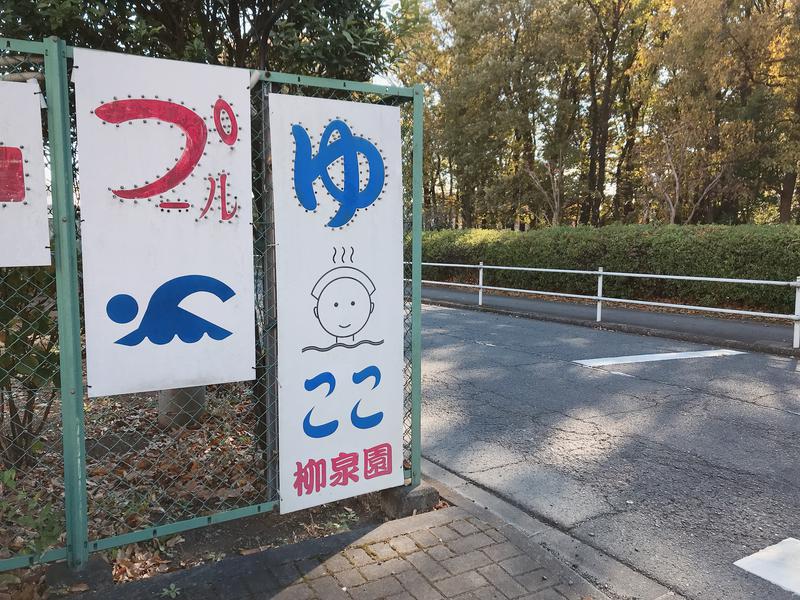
[77,502,608,600]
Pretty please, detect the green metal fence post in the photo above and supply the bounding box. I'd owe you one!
[410,84,424,486]
[43,36,89,570]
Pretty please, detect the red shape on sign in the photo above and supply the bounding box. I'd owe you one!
[213,99,238,145]
[330,452,359,487]
[199,173,238,221]
[94,99,207,200]
[219,173,238,220]
[199,176,216,219]
[0,146,25,202]
[159,201,191,210]
[293,459,326,497]
[363,443,392,480]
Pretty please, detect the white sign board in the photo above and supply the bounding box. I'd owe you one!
[0,80,50,267]
[269,94,405,512]
[73,49,255,397]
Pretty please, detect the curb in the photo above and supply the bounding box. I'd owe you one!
[422,458,685,600]
[422,297,800,359]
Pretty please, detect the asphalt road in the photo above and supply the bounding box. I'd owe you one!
[423,285,796,353]
[421,303,800,600]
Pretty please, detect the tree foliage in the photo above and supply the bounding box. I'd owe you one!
[1,0,406,79]
[0,269,59,474]
[395,0,800,228]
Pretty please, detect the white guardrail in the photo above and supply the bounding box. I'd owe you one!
[416,261,800,349]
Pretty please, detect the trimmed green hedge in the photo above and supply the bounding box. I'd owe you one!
[412,226,800,314]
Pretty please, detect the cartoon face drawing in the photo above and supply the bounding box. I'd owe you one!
[311,267,375,342]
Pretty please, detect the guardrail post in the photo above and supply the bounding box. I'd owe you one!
[44,36,89,570]
[478,261,484,306]
[596,267,604,322]
[794,276,800,349]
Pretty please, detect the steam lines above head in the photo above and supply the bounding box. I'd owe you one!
[332,246,355,264]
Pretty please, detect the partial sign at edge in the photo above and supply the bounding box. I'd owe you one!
[0,79,51,267]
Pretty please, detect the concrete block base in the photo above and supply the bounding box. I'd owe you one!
[380,482,440,519]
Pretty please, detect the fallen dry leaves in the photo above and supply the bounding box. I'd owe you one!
[82,385,267,539]
[112,544,172,583]
[0,568,47,600]
[3,384,269,591]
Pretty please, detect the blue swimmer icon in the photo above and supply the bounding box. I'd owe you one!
[106,275,235,346]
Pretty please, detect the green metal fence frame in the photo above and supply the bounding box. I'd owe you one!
[0,36,423,572]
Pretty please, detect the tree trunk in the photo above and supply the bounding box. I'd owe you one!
[613,103,640,220]
[779,171,797,223]
[582,49,600,225]
[461,190,474,228]
[593,49,615,226]
[158,386,207,429]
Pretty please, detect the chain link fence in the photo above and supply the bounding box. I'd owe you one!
[0,48,66,564]
[81,78,276,543]
[1,38,420,572]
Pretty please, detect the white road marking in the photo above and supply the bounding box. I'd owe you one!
[574,349,745,367]
[734,538,800,594]
[607,370,636,378]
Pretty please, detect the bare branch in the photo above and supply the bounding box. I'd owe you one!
[584,0,611,44]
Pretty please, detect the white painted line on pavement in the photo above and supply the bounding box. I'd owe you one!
[607,370,636,378]
[734,538,800,594]
[574,349,745,367]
